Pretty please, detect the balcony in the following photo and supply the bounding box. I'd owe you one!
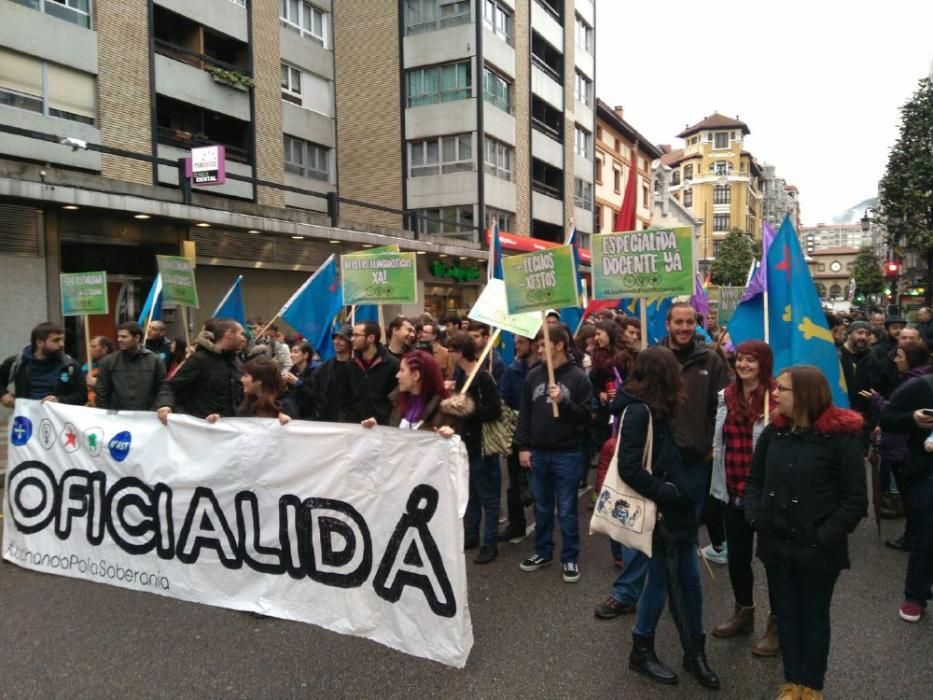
[155,95,251,166]
[531,65,563,111]
[531,0,563,48]
[531,95,563,143]
[154,0,248,43]
[531,129,563,169]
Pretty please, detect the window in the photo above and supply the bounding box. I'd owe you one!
[713,185,731,204]
[413,205,475,238]
[574,71,593,107]
[407,61,471,107]
[409,134,473,177]
[284,135,330,181]
[613,167,621,193]
[714,161,730,176]
[0,48,95,124]
[280,0,329,46]
[281,63,302,105]
[595,157,602,184]
[642,185,649,208]
[614,137,621,152]
[532,158,563,199]
[594,204,602,231]
[671,171,680,186]
[531,32,563,81]
[574,126,592,159]
[14,0,91,29]
[531,96,563,141]
[713,214,730,231]
[487,207,513,233]
[302,72,333,116]
[575,15,593,54]
[483,66,511,113]
[483,0,513,43]
[575,178,593,211]
[683,189,693,208]
[406,0,471,35]
[484,136,513,180]
[684,164,693,181]
[714,132,729,149]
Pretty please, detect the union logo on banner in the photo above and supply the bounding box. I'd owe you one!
[60,423,80,453]
[38,419,55,450]
[84,427,105,457]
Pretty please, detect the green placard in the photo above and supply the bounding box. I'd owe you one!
[60,271,109,316]
[591,227,693,299]
[341,252,418,305]
[715,286,744,326]
[502,246,579,315]
[345,244,400,256]
[156,255,199,308]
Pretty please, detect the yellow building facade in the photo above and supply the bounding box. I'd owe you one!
[661,114,763,268]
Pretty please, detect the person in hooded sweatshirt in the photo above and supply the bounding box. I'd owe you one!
[1,321,86,408]
[745,365,867,700]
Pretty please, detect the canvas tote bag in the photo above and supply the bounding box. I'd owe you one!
[589,405,658,557]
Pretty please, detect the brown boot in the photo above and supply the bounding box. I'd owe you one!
[752,614,780,657]
[713,603,755,638]
[777,683,802,700]
[799,687,823,700]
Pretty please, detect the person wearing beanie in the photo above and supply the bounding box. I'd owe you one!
[840,320,875,445]
[710,341,781,655]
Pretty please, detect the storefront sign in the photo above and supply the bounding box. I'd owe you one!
[341,252,418,305]
[591,227,693,299]
[156,255,200,308]
[430,260,481,283]
[60,271,108,316]
[502,246,579,315]
[189,145,226,185]
[468,279,543,338]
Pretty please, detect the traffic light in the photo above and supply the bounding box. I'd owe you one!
[885,261,900,278]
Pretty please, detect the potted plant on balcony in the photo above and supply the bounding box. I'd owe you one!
[207,66,255,92]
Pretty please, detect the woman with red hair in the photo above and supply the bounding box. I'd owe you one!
[709,340,779,652]
[362,350,460,436]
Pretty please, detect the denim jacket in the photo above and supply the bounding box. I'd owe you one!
[710,389,767,506]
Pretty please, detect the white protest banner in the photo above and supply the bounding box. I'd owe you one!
[468,278,543,338]
[4,401,473,668]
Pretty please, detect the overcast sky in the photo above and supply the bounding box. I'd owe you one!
[594,0,933,225]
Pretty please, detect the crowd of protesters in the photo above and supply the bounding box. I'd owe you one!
[9,302,933,699]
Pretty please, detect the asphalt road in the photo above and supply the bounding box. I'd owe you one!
[1,483,931,700]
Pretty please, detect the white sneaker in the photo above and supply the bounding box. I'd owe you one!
[701,543,728,565]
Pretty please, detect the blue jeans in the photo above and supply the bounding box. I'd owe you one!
[632,461,706,642]
[610,546,648,604]
[465,453,501,548]
[767,564,838,690]
[530,449,582,563]
[905,470,933,605]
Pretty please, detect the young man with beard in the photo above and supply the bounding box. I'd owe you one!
[347,321,400,425]
[840,321,875,436]
[95,322,166,410]
[308,325,354,422]
[1,322,87,407]
[156,318,247,423]
[385,316,415,361]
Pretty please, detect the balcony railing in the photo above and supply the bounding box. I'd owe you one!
[532,180,562,199]
[156,126,250,164]
[154,39,248,76]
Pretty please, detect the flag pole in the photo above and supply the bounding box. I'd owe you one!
[143,284,158,340]
[763,287,770,423]
[83,315,92,376]
[639,298,648,350]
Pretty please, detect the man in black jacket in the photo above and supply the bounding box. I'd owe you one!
[1,322,86,408]
[880,373,933,623]
[95,321,166,410]
[346,321,399,425]
[308,325,354,422]
[156,319,246,423]
[514,325,593,583]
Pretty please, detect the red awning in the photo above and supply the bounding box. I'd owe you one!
[484,229,592,265]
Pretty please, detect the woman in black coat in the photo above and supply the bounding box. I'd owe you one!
[745,365,867,700]
[612,346,719,690]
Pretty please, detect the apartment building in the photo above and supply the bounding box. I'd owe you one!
[660,113,764,268]
[0,0,513,358]
[593,100,660,238]
[760,164,801,231]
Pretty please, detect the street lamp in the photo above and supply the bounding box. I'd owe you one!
[861,207,879,232]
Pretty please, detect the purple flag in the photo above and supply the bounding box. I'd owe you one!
[740,221,777,302]
[691,272,710,326]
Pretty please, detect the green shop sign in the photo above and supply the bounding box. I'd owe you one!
[502,245,579,315]
[430,260,482,283]
[60,271,109,316]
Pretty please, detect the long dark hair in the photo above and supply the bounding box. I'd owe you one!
[728,340,775,423]
[397,350,449,420]
[624,346,684,420]
[239,358,285,418]
[591,320,632,376]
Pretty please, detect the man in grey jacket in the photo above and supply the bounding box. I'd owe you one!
[95,321,167,410]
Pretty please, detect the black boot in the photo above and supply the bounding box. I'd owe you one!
[682,634,720,689]
[629,633,678,685]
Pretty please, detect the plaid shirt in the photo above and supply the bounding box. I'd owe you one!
[722,411,754,501]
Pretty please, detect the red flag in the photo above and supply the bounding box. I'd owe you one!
[614,152,639,232]
[584,299,619,317]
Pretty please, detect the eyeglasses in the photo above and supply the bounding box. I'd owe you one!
[776,384,793,393]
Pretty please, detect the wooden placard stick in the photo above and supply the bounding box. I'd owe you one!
[541,312,559,418]
[461,328,501,394]
[83,315,92,372]
[639,299,648,350]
